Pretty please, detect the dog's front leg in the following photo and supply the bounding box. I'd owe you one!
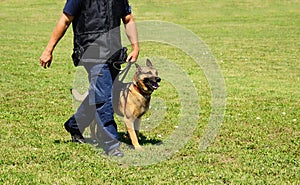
[134,118,141,140]
[124,117,141,150]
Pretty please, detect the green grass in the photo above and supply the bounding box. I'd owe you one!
[1,0,299,184]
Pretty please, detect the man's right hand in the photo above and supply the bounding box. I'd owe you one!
[39,50,52,69]
[39,13,73,69]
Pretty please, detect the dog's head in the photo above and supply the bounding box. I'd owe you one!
[133,59,161,94]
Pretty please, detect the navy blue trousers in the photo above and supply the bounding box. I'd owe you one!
[65,63,120,152]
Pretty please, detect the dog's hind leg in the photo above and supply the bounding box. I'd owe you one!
[90,120,97,142]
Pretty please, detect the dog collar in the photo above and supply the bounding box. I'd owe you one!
[133,83,151,99]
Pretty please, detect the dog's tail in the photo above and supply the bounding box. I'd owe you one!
[70,88,88,102]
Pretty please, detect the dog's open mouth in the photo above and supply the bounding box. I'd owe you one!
[150,81,159,89]
[144,77,161,90]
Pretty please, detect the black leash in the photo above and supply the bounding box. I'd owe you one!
[110,47,134,82]
[117,61,133,82]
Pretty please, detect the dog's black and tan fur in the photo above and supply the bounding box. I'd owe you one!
[72,59,161,149]
[113,59,160,149]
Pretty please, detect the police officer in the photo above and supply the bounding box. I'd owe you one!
[39,0,139,157]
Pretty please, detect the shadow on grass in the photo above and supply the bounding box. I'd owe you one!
[54,140,70,144]
[53,132,162,148]
[118,132,162,146]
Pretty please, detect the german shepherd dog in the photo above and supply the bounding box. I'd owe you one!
[71,59,161,150]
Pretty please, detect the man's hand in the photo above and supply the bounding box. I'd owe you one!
[123,14,139,63]
[127,47,139,63]
[39,13,73,69]
[40,50,52,69]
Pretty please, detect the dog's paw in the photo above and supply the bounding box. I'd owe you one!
[134,145,143,150]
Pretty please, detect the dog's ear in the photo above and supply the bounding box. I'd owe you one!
[146,59,153,67]
[135,63,142,72]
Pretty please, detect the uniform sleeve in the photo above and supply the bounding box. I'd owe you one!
[124,0,132,16]
[63,0,81,16]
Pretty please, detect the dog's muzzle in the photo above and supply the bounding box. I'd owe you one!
[145,77,161,90]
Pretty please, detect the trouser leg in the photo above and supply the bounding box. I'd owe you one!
[64,94,120,152]
[64,95,95,142]
[95,103,120,152]
[91,64,122,153]
[64,63,122,155]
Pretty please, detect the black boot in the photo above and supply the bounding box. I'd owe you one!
[64,116,85,144]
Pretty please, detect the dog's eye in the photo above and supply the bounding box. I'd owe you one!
[146,71,152,75]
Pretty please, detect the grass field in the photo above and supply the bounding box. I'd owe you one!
[0,0,299,184]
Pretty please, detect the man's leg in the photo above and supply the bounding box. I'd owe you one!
[95,103,123,156]
[90,64,123,157]
[64,95,95,143]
